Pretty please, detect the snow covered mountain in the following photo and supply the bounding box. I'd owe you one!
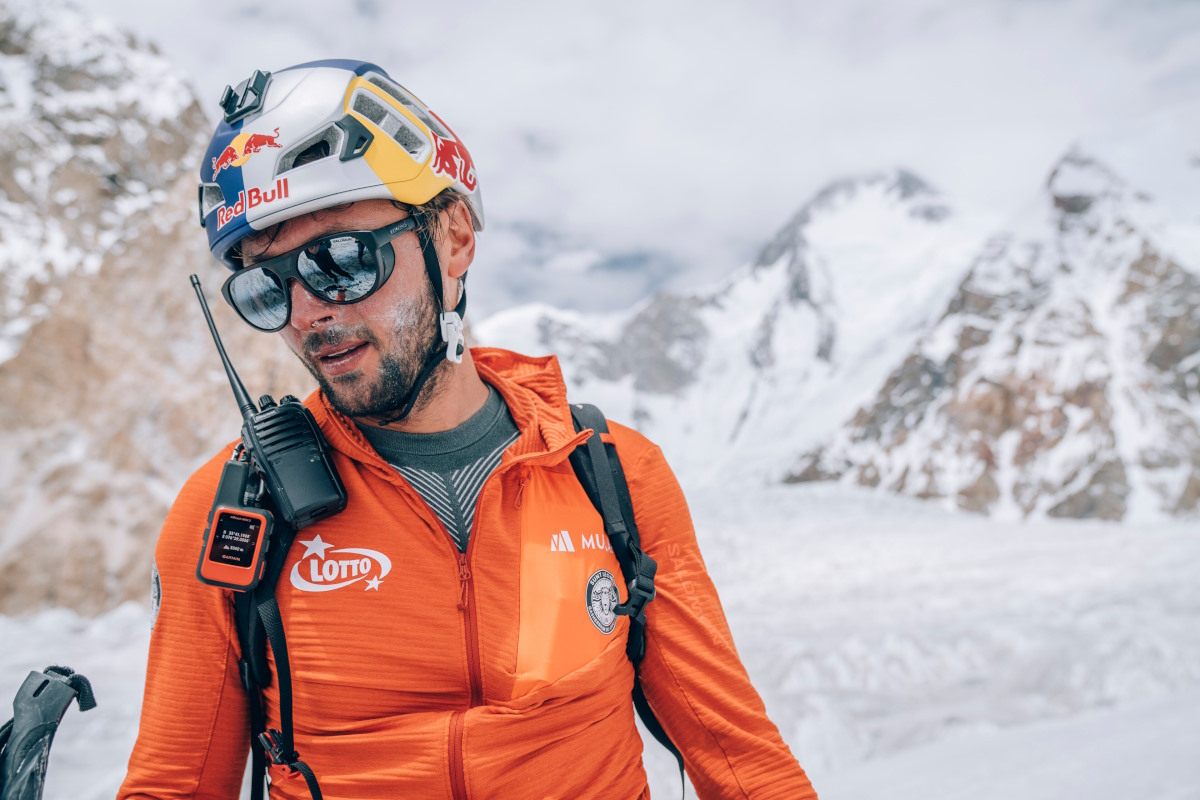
[792,151,1200,522]
[477,169,982,484]
[481,150,1200,522]
[0,3,313,614]
[2,1,1195,619]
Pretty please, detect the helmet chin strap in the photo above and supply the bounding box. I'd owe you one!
[376,220,467,426]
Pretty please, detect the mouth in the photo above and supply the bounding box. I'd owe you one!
[313,341,370,377]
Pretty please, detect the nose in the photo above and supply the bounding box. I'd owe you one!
[287,279,336,330]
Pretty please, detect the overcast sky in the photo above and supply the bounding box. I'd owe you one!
[40,0,1200,313]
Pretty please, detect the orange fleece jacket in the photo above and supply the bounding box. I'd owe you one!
[119,348,817,799]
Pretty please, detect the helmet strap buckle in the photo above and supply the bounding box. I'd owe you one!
[439,311,465,364]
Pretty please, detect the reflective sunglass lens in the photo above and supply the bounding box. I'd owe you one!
[296,235,379,303]
[229,268,288,331]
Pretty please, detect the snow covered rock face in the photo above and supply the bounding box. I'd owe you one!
[0,1,200,362]
[477,170,977,483]
[791,153,1200,521]
[0,6,313,614]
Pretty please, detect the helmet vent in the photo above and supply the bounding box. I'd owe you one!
[366,74,451,138]
[351,90,430,160]
[352,91,388,123]
[199,183,225,218]
[276,126,341,176]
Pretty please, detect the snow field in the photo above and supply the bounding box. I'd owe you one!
[0,604,149,800]
[645,481,1200,797]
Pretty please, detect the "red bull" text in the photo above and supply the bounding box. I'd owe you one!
[216,178,290,229]
[430,132,477,192]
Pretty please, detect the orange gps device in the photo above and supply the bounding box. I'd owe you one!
[196,458,273,591]
[198,506,271,591]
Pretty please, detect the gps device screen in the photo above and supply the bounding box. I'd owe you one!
[208,511,263,568]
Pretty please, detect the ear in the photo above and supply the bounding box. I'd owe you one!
[441,200,476,281]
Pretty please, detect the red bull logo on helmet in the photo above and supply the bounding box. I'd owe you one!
[211,127,283,180]
[430,131,477,192]
[216,177,291,229]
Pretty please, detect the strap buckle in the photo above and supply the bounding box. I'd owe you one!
[258,728,299,771]
[439,311,465,364]
[614,558,657,626]
[238,659,254,692]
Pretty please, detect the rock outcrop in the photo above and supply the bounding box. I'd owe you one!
[0,3,312,613]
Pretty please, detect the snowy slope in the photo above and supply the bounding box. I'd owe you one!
[795,152,1200,521]
[477,170,982,484]
[5,481,1198,799]
[817,690,1200,800]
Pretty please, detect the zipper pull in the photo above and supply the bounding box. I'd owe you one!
[457,553,471,610]
[514,469,530,509]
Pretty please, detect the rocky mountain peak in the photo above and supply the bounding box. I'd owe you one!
[1046,149,1129,217]
[754,168,951,276]
[790,153,1200,521]
[479,165,977,484]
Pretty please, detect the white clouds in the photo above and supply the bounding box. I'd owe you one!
[53,0,1200,309]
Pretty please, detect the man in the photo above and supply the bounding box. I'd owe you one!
[120,60,816,799]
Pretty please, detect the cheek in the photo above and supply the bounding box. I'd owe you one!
[358,293,423,338]
[360,263,430,333]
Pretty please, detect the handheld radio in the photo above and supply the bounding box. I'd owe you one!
[190,275,347,591]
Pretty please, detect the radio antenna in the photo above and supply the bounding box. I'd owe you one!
[190,274,258,420]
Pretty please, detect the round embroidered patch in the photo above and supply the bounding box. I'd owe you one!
[586,569,620,635]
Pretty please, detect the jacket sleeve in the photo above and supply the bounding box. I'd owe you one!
[616,430,818,800]
[118,453,251,799]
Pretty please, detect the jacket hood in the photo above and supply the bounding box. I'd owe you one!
[307,347,582,470]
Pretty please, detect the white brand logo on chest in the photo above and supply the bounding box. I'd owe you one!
[289,534,392,593]
[549,530,613,553]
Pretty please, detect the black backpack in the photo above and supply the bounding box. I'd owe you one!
[233,403,683,800]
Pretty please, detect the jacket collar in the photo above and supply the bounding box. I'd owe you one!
[308,347,584,473]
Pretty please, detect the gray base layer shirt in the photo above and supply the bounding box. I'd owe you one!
[356,385,520,552]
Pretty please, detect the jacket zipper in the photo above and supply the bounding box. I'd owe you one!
[423,445,588,800]
[323,400,596,798]
[448,480,489,800]
[514,468,530,508]
[449,708,467,800]
[456,551,484,706]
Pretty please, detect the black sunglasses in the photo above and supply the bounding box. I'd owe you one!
[221,217,419,332]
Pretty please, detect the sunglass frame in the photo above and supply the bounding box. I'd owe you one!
[220,216,419,332]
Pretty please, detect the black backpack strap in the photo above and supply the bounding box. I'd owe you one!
[568,405,657,648]
[568,403,685,797]
[232,590,267,800]
[254,595,322,799]
[234,523,323,800]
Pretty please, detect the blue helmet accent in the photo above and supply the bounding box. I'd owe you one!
[199,116,251,268]
[277,59,387,77]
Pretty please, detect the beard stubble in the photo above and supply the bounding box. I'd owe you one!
[298,278,445,420]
